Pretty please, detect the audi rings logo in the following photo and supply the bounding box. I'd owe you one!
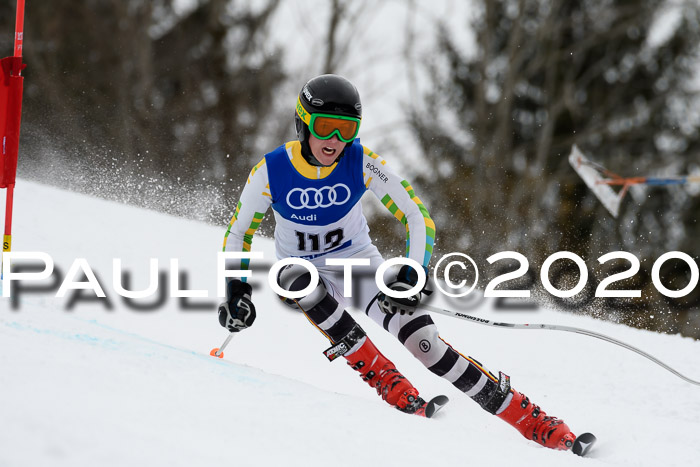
[286,184,352,210]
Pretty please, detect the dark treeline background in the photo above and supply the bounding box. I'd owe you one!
[1,0,289,222]
[1,0,699,337]
[406,0,700,337]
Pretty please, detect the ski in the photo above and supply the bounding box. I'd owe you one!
[572,432,597,457]
[399,394,449,418]
[424,394,449,418]
[419,394,449,418]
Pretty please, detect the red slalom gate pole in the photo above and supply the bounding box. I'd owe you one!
[14,0,25,59]
[2,0,26,265]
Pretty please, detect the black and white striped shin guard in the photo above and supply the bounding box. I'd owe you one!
[371,309,512,414]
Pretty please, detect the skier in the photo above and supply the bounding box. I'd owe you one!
[218,74,578,450]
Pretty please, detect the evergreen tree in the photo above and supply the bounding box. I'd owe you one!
[1,0,285,223]
[408,0,700,335]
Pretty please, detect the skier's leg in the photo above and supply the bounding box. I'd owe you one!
[354,254,576,449]
[275,263,425,413]
[363,295,509,412]
[353,253,497,404]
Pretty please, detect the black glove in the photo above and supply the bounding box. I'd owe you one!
[376,265,428,316]
[218,279,256,332]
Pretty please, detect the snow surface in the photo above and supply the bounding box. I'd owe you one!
[1,180,700,467]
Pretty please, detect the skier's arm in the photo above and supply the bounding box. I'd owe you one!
[363,147,435,271]
[222,158,272,278]
[218,158,270,332]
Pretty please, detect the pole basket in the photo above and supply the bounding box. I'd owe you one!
[0,56,25,189]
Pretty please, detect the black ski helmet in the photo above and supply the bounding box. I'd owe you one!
[295,74,362,164]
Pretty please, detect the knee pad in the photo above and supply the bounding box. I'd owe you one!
[401,321,447,367]
[276,263,327,311]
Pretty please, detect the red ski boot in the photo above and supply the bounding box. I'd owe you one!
[344,336,425,414]
[497,391,576,450]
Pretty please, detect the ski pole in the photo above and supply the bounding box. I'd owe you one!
[210,331,236,358]
[420,303,700,387]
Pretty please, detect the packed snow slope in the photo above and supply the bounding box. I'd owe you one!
[1,180,699,467]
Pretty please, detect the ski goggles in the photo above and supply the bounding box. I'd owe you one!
[296,97,361,143]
